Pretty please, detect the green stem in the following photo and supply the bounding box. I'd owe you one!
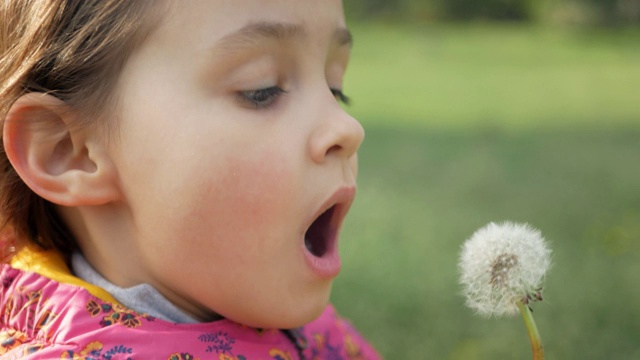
[517,299,544,360]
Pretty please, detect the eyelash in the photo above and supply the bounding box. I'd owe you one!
[239,87,351,109]
[240,87,285,109]
[332,88,351,106]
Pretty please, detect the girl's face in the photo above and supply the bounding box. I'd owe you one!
[103,0,362,328]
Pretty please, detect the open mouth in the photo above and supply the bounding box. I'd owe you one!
[304,205,336,258]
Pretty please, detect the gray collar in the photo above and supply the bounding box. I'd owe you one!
[71,252,199,324]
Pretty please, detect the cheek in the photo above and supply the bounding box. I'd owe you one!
[177,147,299,251]
[156,147,302,294]
[216,150,297,228]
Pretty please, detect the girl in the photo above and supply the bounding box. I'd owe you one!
[0,1,380,359]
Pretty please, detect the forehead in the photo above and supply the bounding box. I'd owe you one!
[152,0,347,52]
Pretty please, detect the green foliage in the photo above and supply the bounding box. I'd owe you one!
[584,0,640,25]
[330,23,640,359]
[439,0,536,21]
[343,0,406,18]
[343,23,640,131]
[345,0,537,21]
[344,0,640,25]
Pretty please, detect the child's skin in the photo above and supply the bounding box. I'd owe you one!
[4,0,363,330]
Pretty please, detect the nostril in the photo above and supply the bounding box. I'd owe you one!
[325,144,342,156]
[309,111,363,163]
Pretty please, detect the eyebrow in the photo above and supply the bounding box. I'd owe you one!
[215,21,353,50]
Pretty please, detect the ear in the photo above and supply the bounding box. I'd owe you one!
[3,93,121,206]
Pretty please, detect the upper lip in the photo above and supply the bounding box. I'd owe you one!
[304,186,356,236]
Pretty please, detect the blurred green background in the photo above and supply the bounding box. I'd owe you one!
[331,0,640,359]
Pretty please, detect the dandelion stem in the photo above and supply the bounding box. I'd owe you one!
[517,299,544,360]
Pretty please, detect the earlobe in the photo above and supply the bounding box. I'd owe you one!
[3,93,121,206]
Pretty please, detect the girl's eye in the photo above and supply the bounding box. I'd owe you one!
[331,88,351,105]
[239,86,286,109]
[238,87,350,109]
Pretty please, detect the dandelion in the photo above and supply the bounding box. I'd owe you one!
[459,221,552,360]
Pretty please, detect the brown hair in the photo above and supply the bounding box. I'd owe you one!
[0,0,164,259]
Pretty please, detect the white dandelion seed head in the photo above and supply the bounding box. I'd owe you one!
[459,222,552,317]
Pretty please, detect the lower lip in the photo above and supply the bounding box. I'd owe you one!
[303,235,341,278]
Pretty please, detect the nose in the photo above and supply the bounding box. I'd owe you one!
[308,103,365,164]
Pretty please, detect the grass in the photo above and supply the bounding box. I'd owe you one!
[330,22,640,359]
[343,23,640,131]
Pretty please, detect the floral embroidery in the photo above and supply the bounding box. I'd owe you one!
[199,331,235,354]
[308,331,344,360]
[168,353,201,360]
[268,348,294,360]
[218,354,247,360]
[0,330,28,355]
[0,270,17,290]
[2,287,58,342]
[0,322,47,358]
[102,344,134,359]
[286,328,308,351]
[343,333,364,359]
[4,287,40,319]
[196,333,253,359]
[86,299,152,329]
[312,333,326,350]
[119,313,142,328]
[85,300,103,317]
[60,341,103,359]
[335,319,365,360]
[60,341,134,360]
[23,343,45,356]
[35,309,58,331]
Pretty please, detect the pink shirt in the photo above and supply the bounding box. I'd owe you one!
[0,248,381,359]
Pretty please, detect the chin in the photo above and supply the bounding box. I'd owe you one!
[240,289,331,329]
[286,300,329,329]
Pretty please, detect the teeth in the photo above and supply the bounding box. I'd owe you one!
[305,237,313,252]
